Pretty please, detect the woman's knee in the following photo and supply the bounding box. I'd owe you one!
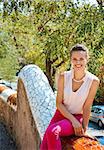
[46,124,61,139]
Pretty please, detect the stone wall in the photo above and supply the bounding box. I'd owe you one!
[0,78,40,150]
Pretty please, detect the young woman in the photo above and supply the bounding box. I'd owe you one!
[40,44,100,150]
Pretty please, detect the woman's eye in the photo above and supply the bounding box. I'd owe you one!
[72,58,84,61]
[80,58,84,61]
[73,58,77,61]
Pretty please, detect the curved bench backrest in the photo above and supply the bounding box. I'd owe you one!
[19,64,56,139]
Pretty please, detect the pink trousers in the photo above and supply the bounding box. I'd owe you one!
[40,109,83,150]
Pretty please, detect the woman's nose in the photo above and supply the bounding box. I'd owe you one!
[76,60,80,64]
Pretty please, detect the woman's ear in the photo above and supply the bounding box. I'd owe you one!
[86,57,89,64]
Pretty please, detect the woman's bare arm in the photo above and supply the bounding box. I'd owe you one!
[56,73,75,121]
[82,79,100,132]
[56,73,84,136]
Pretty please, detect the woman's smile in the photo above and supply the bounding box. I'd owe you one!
[75,65,82,68]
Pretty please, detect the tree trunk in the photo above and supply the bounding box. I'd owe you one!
[45,55,66,90]
[45,57,54,89]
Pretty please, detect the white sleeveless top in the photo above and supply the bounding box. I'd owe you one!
[64,70,98,114]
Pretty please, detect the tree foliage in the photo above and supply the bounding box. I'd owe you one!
[0,0,103,100]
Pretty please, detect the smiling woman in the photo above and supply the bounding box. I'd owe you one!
[40,44,100,150]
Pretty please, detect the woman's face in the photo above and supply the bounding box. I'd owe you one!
[71,51,88,72]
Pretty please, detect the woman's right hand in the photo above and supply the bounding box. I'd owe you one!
[71,118,85,136]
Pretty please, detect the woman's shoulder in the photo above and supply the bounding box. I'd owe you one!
[87,71,100,83]
[58,70,71,77]
[64,70,72,76]
[87,72,100,93]
[57,70,72,83]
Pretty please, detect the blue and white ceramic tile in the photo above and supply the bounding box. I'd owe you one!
[19,65,56,139]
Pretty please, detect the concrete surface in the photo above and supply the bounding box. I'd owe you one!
[0,122,17,150]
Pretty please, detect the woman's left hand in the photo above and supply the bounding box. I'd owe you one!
[72,118,85,136]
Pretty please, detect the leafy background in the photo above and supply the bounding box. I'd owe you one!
[0,0,104,103]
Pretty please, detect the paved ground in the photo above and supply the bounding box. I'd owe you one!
[88,121,104,145]
[0,122,17,150]
[0,121,103,150]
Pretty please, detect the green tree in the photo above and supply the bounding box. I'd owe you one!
[0,0,103,100]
